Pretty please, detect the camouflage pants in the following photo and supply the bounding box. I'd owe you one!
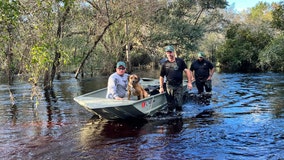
[165,84,183,112]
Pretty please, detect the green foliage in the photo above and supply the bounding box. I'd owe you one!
[0,0,20,25]
[27,44,53,83]
[259,34,284,72]
[199,0,228,9]
[150,0,203,51]
[149,0,227,60]
[130,51,152,67]
[271,1,284,30]
[249,2,272,21]
[198,32,224,63]
[216,24,272,72]
[2,0,283,87]
[0,0,21,74]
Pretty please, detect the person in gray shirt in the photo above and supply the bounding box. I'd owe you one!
[106,61,129,100]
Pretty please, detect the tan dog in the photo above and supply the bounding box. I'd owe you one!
[127,74,149,100]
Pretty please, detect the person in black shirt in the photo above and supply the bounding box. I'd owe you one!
[190,52,214,94]
[159,45,192,113]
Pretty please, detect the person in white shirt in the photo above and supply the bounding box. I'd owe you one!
[106,61,129,100]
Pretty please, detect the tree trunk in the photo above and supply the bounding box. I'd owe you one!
[6,24,14,84]
[75,22,113,79]
[44,5,71,89]
[125,19,131,72]
[6,24,16,105]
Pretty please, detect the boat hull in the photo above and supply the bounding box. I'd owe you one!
[74,78,191,120]
[74,85,167,120]
[85,94,167,120]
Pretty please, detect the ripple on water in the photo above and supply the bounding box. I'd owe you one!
[0,73,284,159]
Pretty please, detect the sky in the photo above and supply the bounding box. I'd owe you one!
[226,0,283,11]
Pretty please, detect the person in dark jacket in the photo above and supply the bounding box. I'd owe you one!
[190,52,214,94]
[159,45,192,113]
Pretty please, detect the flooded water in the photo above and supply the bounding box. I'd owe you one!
[0,72,283,159]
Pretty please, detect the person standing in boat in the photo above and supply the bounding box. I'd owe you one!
[159,45,192,113]
[106,61,129,100]
[190,52,214,94]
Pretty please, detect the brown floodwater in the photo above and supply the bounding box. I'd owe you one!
[0,72,283,159]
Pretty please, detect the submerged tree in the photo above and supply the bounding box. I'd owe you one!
[0,0,20,83]
[17,0,75,102]
[0,0,21,105]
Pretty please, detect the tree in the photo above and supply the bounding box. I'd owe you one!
[73,0,161,78]
[198,32,224,63]
[216,24,272,72]
[148,0,228,61]
[258,1,284,72]
[259,34,284,72]
[249,2,273,22]
[0,0,20,83]
[0,0,21,105]
[271,1,284,30]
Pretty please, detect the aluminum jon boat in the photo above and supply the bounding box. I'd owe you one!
[74,78,168,120]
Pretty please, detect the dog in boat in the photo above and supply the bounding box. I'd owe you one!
[127,74,149,100]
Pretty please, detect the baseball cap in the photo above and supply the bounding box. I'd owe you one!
[198,52,205,58]
[165,45,174,52]
[116,61,126,68]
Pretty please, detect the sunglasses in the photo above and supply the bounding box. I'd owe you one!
[118,67,126,70]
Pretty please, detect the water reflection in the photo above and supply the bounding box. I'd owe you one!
[7,104,18,126]
[78,77,108,94]
[81,112,221,142]
[80,116,184,141]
